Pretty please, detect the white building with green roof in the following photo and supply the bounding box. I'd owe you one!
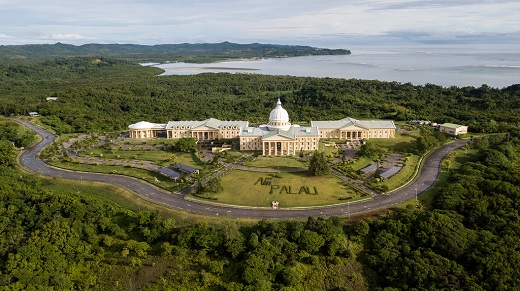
[239,99,320,155]
[439,123,468,135]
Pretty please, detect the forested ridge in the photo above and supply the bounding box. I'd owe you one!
[0,42,350,63]
[1,57,519,135]
[1,55,520,289]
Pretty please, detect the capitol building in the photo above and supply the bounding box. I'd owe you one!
[128,99,396,156]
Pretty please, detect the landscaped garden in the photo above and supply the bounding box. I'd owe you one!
[189,169,367,208]
[48,159,189,191]
[76,148,203,168]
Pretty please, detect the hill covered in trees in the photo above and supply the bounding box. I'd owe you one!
[0,42,351,63]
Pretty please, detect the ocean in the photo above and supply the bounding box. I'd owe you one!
[154,44,520,88]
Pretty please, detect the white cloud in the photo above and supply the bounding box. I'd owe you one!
[0,0,519,45]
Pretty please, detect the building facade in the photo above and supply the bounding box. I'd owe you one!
[311,118,396,140]
[128,99,396,156]
[439,123,468,135]
[128,119,248,140]
[239,99,320,155]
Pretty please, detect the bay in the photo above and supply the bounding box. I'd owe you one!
[155,44,520,88]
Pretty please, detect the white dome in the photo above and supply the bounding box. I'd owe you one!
[268,99,291,131]
[128,121,156,130]
[269,99,290,123]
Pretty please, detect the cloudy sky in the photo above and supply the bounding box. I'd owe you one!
[1,0,519,47]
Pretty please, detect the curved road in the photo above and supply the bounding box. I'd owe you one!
[15,118,468,219]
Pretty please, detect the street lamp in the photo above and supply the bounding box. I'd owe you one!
[348,201,350,220]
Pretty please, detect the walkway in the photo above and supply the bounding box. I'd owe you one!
[13,118,468,219]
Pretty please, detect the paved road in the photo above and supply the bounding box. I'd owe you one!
[14,118,468,219]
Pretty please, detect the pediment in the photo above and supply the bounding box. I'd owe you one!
[262,134,295,141]
[193,125,219,131]
[340,125,368,131]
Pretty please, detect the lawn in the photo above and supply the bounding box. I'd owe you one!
[244,157,308,168]
[78,148,202,168]
[57,133,81,143]
[351,156,375,171]
[319,143,339,157]
[79,148,171,161]
[366,131,420,153]
[48,159,184,191]
[121,138,178,145]
[380,155,420,190]
[191,169,365,208]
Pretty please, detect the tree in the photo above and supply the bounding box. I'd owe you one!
[299,230,325,254]
[360,143,387,158]
[174,138,197,152]
[0,139,16,166]
[205,177,223,193]
[308,151,329,176]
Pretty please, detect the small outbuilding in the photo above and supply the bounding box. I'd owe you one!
[172,163,200,175]
[157,167,180,180]
[439,123,468,135]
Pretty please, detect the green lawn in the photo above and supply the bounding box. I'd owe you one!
[366,131,420,153]
[351,156,375,171]
[244,157,308,168]
[48,160,184,191]
[78,148,202,168]
[121,138,178,145]
[319,143,339,157]
[57,133,81,143]
[380,155,420,190]
[191,169,365,208]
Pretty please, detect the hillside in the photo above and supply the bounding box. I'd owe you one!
[0,42,351,63]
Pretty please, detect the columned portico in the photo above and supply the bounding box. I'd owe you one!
[191,131,219,140]
[262,140,298,156]
[342,130,363,140]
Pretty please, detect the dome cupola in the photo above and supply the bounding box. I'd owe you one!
[268,98,291,131]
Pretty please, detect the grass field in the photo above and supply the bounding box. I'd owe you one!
[319,143,339,157]
[78,148,202,168]
[244,157,308,168]
[351,156,375,171]
[48,160,182,190]
[122,138,178,145]
[366,131,420,153]
[191,169,364,208]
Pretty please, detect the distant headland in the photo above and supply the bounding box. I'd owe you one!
[0,41,351,63]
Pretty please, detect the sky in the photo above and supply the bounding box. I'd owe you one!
[1,0,519,47]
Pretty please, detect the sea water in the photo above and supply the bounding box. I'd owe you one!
[155,44,520,88]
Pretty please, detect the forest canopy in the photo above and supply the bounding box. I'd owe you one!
[0,42,351,63]
[0,56,519,135]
